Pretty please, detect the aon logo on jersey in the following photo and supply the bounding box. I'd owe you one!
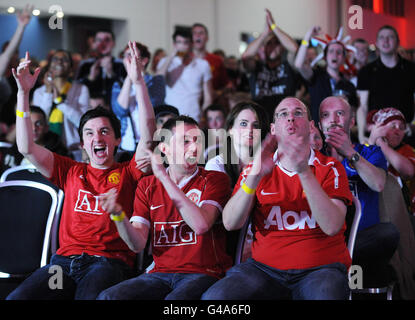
[264,206,316,230]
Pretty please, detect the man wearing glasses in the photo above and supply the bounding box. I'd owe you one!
[202,97,353,300]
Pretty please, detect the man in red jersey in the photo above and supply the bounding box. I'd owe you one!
[97,115,233,300]
[7,42,155,300]
[202,97,353,300]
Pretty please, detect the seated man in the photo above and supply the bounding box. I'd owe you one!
[97,115,233,300]
[202,97,353,300]
[319,96,400,283]
[368,108,415,214]
[7,42,156,300]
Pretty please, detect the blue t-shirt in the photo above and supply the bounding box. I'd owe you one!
[342,144,387,231]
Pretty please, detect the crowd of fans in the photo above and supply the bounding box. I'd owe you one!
[1,6,415,300]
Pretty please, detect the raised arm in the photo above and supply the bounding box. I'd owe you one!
[222,134,277,231]
[294,26,320,81]
[265,9,298,54]
[13,52,54,178]
[124,41,156,165]
[0,5,32,77]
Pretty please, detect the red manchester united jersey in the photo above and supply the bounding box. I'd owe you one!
[234,149,353,270]
[50,153,143,267]
[132,167,233,278]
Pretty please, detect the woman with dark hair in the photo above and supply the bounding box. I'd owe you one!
[205,101,269,187]
[32,49,90,161]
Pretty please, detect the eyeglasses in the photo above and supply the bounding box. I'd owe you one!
[275,110,306,120]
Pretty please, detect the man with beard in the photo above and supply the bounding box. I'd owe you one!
[295,26,358,125]
[319,96,400,288]
[242,9,299,121]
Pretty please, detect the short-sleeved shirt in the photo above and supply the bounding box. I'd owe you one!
[131,167,233,278]
[158,56,212,122]
[357,57,415,123]
[251,61,299,120]
[234,149,353,270]
[50,153,143,267]
[341,144,387,231]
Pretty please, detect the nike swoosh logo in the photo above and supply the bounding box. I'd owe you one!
[260,190,279,196]
[150,205,164,210]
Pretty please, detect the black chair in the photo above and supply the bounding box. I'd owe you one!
[0,180,59,277]
[0,164,64,254]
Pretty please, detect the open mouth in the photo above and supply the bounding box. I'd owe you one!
[93,145,107,158]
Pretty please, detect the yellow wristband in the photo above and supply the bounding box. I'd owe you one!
[110,211,126,222]
[301,39,309,46]
[16,110,30,119]
[241,183,256,195]
[270,23,277,31]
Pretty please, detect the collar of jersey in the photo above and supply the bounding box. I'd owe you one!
[273,148,316,177]
[165,166,199,189]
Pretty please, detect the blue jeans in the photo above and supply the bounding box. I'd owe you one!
[6,253,132,300]
[201,258,349,300]
[97,272,218,300]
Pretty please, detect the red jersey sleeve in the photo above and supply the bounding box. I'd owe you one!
[321,161,353,206]
[49,153,78,190]
[200,170,231,212]
[131,177,151,228]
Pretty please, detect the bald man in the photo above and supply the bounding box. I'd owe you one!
[319,96,399,287]
[202,97,353,300]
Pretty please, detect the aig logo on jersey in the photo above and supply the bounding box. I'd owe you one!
[74,189,103,215]
[153,220,197,247]
[264,206,316,230]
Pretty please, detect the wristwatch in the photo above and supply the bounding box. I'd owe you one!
[350,152,360,164]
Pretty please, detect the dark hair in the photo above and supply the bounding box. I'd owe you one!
[123,41,151,68]
[95,29,115,42]
[29,105,47,121]
[191,23,209,36]
[352,38,369,46]
[377,25,400,44]
[204,104,226,120]
[78,106,121,145]
[48,49,73,68]
[172,29,192,42]
[225,101,270,186]
[160,115,199,144]
[323,41,347,59]
[161,115,199,132]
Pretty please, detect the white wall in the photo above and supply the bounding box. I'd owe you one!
[4,0,340,57]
